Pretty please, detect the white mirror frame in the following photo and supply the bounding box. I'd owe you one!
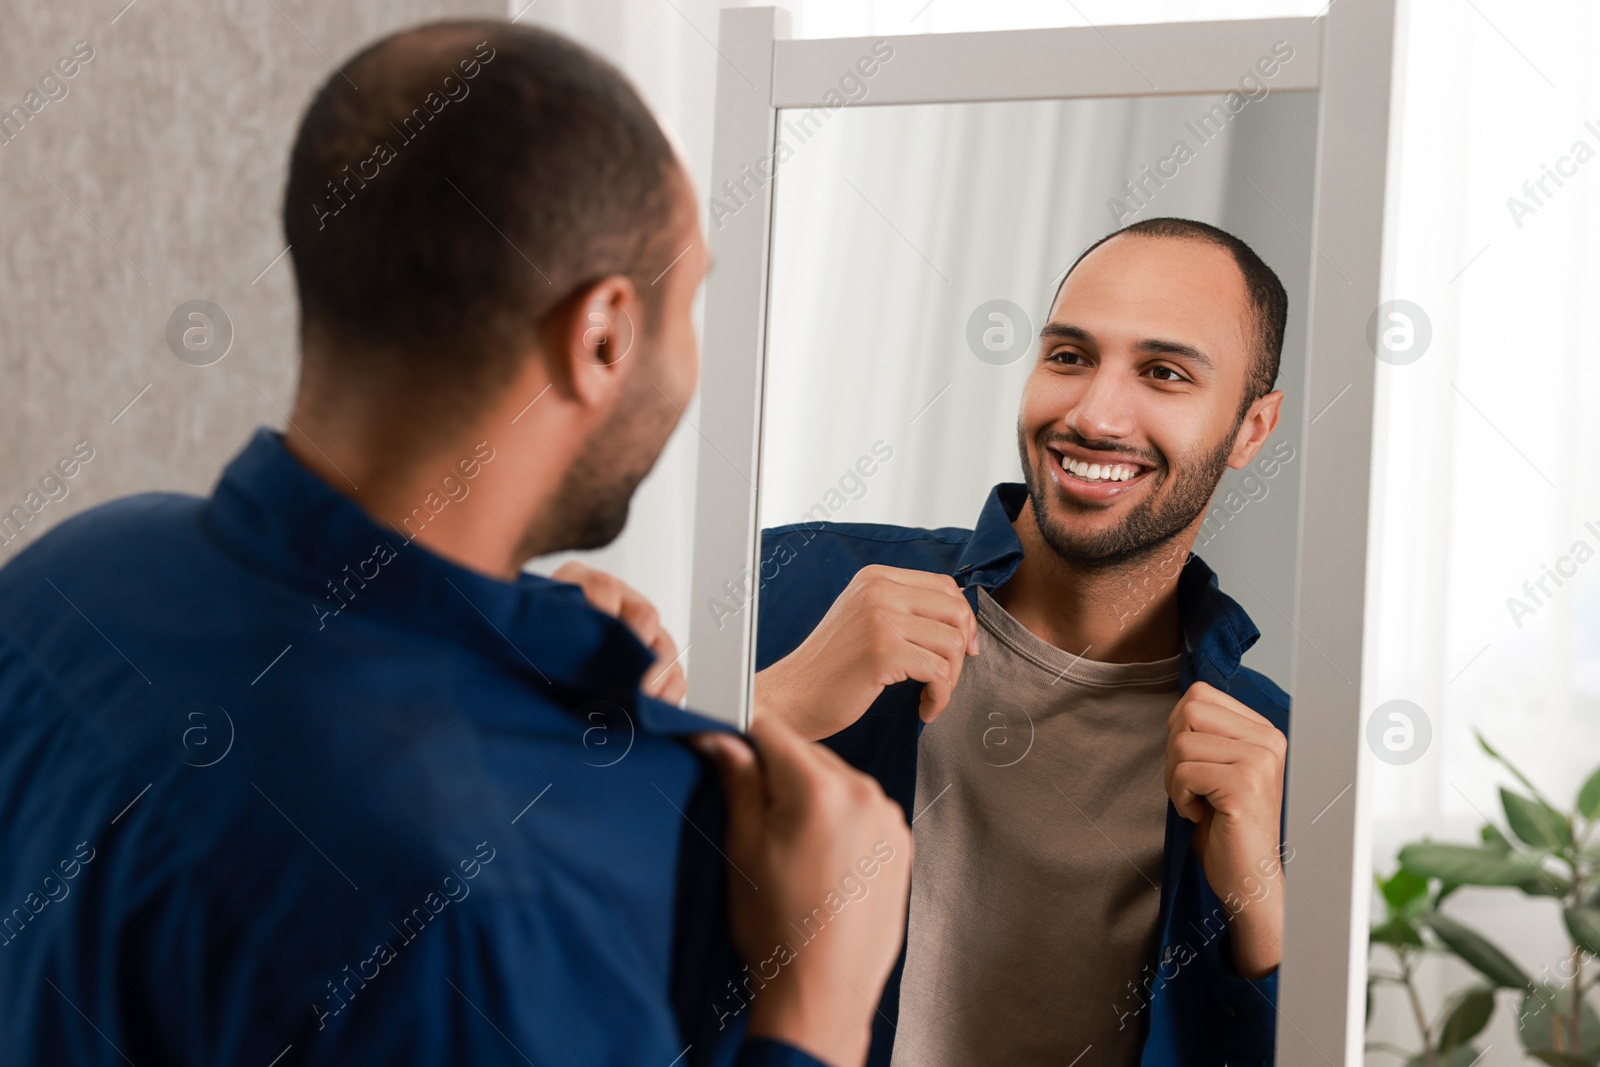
[687,7,1397,1062]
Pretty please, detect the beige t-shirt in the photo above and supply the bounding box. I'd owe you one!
[890,586,1181,1067]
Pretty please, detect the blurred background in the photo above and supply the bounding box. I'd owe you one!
[2,1,1595,1062]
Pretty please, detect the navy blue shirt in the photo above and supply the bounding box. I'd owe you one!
[0,427,819,1067]
[757,484,1291,1067]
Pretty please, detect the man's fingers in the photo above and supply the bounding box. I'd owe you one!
[1169,761,1231,822]
[643,630,685,703]
[617,593,661,649]
[692,731,764,854]
[858,608,972,725]
[878,615,969,682]
[744,713,828,813]
[854,564,965,597]
[918,675,953,724]
[553,561,668,651]
[1166,729,1251,767]
[853,573,977,661]
[554,561,626,617]
[552,562,686,703]
[864,583,975,642]
[1171,697,1284,751]
[644,659,686,704]
[1165,732,1252,795]
[651,663,687,706]
[1177,682,1275,730]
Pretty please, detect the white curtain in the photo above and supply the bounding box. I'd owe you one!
[1363,0,1600,1060]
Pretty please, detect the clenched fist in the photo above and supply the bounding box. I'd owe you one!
[1164,680,1288,978]
[755,565,979,742]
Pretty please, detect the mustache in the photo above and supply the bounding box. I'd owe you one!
[1038,429,1164,470]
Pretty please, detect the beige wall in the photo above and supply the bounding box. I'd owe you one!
[0,0,503,561]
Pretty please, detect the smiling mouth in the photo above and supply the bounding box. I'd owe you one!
[1058,454,1141,483]
[1047,445,1155,489]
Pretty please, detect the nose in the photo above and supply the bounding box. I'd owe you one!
[1065,365,1135,441]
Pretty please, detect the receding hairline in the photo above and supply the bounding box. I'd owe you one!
[1051,229,1247,309]
[1050,231,1256,345]
[1047,226,1281,411]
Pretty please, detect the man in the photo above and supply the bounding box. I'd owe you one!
[0,20,911,1067]
[754,218,1295,1066]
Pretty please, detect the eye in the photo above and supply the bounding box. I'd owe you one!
[1046,348,1089,367]
[1147,364,1189,383]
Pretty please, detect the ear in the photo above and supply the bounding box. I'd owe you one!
[545,275,641,409]
[1227,389,1283,469]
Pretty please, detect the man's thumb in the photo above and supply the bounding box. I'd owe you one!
[690,731,763,850]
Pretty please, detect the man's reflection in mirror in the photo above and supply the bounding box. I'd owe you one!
[756,219,1294,1066]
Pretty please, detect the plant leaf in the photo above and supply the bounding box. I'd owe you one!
[1564,905,1600,957]
[1519,870,1574,899]
[1481,822,1513,853]
[1530,1053,1593,1067]
[1436,985,1495,1051]
[1478,731,1556,808]
[1501,788,1574,851]
[1578,765,1600,821]
[1401,891,1437,921]
[1380,866,1431,913]
[1370,915,1424,950]
[1400,841,1541,886]
[1421,911,1531,989]
[1406,1047,1490,1067]
[1518,982,1600,1059]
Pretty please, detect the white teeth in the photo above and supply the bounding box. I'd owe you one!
[1061,454,1139,483]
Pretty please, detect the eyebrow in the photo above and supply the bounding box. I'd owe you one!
[1039,323,1092,345]
[1039,322,1215,373]
[1136,337,1214,372]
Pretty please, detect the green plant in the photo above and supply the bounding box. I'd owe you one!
[1367,733,1600,1066]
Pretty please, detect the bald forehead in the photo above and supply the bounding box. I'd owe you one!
[1052,234,1255,353]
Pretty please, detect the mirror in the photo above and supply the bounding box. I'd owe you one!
[747,88,1320,1063]
[689,7,1399,1061]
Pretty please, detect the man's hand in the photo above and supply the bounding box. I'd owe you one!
[552,560,685,705]
[1164,681,1287,979]
[693,715,912,1067]
[754,565,979,741]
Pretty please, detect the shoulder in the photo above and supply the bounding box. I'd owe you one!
[760,519,970,575]
[0,491,206,603]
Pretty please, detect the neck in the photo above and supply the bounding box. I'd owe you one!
[281,395,563,583]
[990,496,1196,664]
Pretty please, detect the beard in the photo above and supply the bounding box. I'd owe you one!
[519,354,680,559]
[1018,420,1235,570]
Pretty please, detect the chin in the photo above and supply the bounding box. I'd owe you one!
[574,499,632,552]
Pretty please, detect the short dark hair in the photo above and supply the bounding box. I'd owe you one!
[1050,218,1288,412]
[282,20,681,438]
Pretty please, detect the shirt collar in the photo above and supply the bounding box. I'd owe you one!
[205,427,721,736]
[954,482,1260,678]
